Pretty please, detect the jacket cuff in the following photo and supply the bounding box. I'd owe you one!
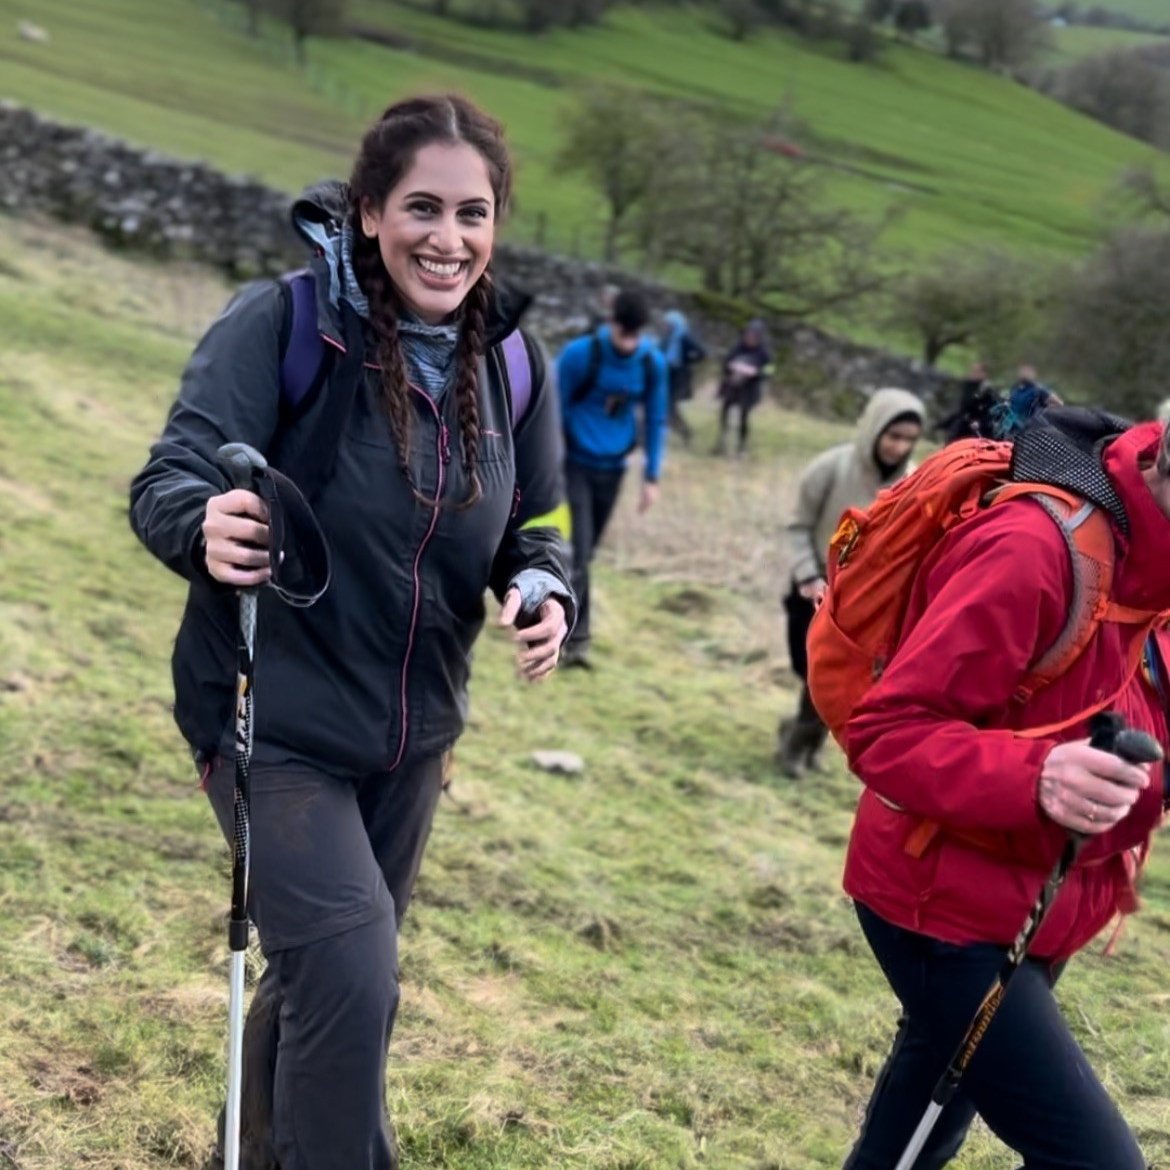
[509,568,578,634]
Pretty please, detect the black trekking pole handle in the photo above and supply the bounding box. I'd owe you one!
[218,442,268,494]
[892,712,1162,1170]
[215,442,267,951]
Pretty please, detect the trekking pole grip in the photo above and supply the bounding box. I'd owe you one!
[216,442,268,492]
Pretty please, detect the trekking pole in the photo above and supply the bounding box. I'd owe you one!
[892,711,1163,1170]
[216,442,269,1170]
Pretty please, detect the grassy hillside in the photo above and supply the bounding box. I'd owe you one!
[1044,24,1170,65]
[1071,0,1170,25]
[2,216,1170,1169]
[2,0,1168,265]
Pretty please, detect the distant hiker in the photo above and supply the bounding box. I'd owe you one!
[778,388,924,777]
[659,308,706,447]
[557,289,668,668]
[937,360,999,444]
[822,412,1170,1168]
[129,95,574,1170]
[714,318,773,457]
[990,375,1063,439]
[1158,397,1170,423]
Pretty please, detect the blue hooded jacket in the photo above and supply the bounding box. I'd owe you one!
[557,327,669,482]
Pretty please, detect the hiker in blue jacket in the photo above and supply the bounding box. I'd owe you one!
[557,289,668,668]
[659,307,706,447]
[130,95,574,1170]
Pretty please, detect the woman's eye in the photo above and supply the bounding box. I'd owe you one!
[460,207,489,222]
[409,201,439,216]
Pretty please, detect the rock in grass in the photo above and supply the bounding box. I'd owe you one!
[531,750,584,776]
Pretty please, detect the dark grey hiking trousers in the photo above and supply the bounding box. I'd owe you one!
[204,754,445,1170]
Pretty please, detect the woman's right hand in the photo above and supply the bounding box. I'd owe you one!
[798,577,828,606]
[1038,739,1152,835]
[202,490,271,587]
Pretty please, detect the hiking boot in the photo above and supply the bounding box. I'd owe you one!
[803,724,831,775]
[560,642,593,671]
[776,718,805,779]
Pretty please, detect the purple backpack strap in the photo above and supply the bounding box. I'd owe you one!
[279,269,325,411]
[500,328,532,428]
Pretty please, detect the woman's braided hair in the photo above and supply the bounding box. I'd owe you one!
[348,95,512,508]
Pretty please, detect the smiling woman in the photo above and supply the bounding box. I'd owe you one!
[128,93,576,1170]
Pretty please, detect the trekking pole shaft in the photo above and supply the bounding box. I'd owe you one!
[225,952,247,1170]
[890,715,1161,1170]
[891,835,1080,1170]
[216,442,266,1170]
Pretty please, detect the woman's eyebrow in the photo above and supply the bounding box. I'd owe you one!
[403,191,491,207]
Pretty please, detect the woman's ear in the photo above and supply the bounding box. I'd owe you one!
[359,198,380,240]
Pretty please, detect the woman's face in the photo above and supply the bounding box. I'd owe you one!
[360,142,496,324]
[876,421,922,467]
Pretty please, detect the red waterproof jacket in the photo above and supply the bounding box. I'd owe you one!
[843,422,1170,962]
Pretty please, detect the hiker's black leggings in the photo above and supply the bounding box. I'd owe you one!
[719,397,757,450]
[205,755,445,1170]
[844,903,1145,1170]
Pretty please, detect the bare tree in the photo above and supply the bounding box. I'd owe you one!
[1047,226,1170,418]
[1037,50,1170,148]
[266,0,348,65]
[885,250,1046,367]
[639,110,888,315]
[557,87,670,262]
[894,0,931,39]
[721,0,766,41]
[1121,166,1170,219]
[938,0,1048,69]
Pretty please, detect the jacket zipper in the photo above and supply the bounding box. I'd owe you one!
[389,385,448,772]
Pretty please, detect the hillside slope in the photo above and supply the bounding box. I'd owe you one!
[1,217,1169,1168]
[2,0,1168,263]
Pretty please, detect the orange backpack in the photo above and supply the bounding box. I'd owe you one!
[806,438,1163,750]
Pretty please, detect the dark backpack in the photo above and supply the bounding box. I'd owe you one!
[274,268,537,498]
[569,331,657,408]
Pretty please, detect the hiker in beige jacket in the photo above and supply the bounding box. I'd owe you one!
[778,387,926,777]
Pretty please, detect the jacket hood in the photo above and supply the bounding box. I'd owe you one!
[289,179,532,346]
[855,387,925,476]
[1103,420,1170,613]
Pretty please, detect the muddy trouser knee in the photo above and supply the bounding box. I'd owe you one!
[205,756,445,1170]
[844,903,1146,1170]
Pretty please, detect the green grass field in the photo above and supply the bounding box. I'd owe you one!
[2,0,1168,266]
[1071,0,1170,25]
[2,215,1170,1169]
[1044,23,1170,66]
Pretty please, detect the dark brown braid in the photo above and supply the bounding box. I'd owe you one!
[451,272,494,510]
[349,228,427,501]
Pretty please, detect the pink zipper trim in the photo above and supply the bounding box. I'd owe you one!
[388,384,448,772]
[321,332,379,370]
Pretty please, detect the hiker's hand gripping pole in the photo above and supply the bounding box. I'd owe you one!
[892,712,1163,1170]
[216,442,267,1170]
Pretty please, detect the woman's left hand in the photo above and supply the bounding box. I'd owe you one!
[500,591,568,682]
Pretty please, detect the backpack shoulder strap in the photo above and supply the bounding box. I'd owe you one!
[278,269,331,417]
[1002,487,1115,705]
[570,333,604,406]
[641,350,656,400]
[498,328,534,429]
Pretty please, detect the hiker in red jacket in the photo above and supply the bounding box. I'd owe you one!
[840,416,1170,1169]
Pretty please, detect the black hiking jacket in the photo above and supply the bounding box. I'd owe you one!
[130,182,573,776]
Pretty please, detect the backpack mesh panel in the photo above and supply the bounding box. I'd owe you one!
[1010,408,1130,533]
